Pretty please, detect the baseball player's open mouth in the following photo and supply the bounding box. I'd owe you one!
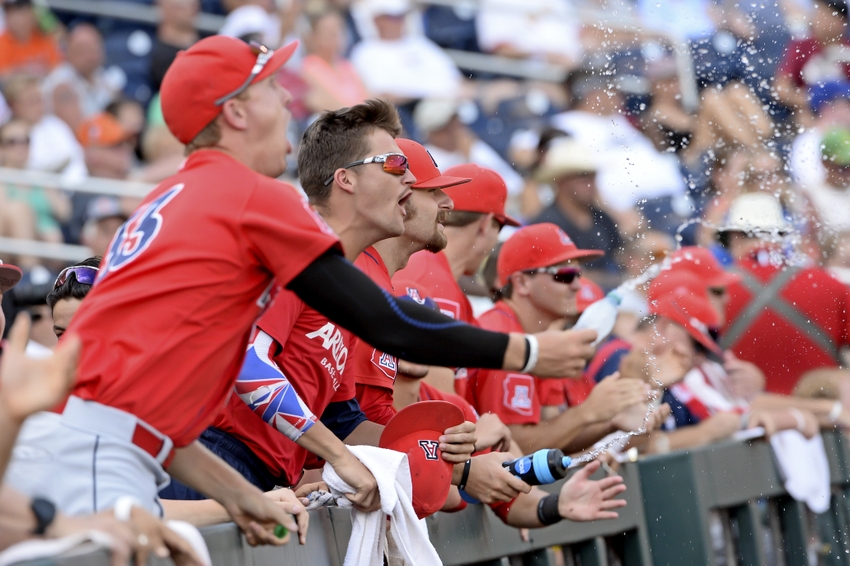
[398,192,412,215]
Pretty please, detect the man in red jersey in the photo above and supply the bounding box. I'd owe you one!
[6,37,598,540]
[469,223,651,456]
[395,164,521,396]
[162,104,477,502]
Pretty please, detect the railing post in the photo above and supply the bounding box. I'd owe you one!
[638,451,713,566]
[729,501,767,566]
[574,537,608,566]
[777,496,810,566]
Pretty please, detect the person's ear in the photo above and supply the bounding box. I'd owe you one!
[511,272,533,298]
[477,213,495,236]
[333,168,356,195]
[220,99,248,131]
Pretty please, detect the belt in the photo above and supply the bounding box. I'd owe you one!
[62,396,176,468]
[132,420,177,468]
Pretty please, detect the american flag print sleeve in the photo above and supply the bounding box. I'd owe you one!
[234,330,317,441]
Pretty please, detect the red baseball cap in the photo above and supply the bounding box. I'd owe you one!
[0,260,22,293]
[647,269,708,305]
[442,164,520,227]
[498,223,604,283]
[160,36,298,144]
[647,272,721,355]
[576,277,605,313]
[667,247,740,288]
[380,400,464,519]
[396,139,470,190]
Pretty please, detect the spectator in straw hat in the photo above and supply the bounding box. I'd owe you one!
[531,138,622,284]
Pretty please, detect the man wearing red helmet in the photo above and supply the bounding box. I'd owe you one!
[468,223,654,456]
[4,37,599,540]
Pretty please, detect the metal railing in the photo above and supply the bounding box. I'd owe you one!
[9,431,850,566]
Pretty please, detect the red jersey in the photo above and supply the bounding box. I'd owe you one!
[776,38,850,88]
[394,250,476,397]
[723,255,850,395]
[212,289,355,482]
[350,247,399,424]
[351,247,398,389]
[69,150,339,447]
[466,302,541,426]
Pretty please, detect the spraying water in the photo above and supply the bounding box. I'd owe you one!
[570,215,806,465]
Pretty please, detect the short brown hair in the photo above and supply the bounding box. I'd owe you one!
[183,89,251,154]
[298,99,401,205]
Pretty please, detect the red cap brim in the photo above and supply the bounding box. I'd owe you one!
[414,176,471,190]
[496,213,522,227]
[254,40,299,85]
[380,400,465,448]
[0,264,22,293]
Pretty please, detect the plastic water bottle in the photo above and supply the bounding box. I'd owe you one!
[572,291,622,346]
[459,449,573,503]
[501,448,572,486]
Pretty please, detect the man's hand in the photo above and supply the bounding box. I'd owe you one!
[531,329,597,378]
[262,489,309,545]
[0,313,81,423]
[48,511,135,566]
[583,373,649,423]
[222,487,300,547]
[328,450,381,512]
[440,421,477,463]
[125,507,203,566]
[293,481,328,500]
[474,413,511,452]
[703,412,742,442]
[461,452,531,504]
[557,460,627,521]
[723,352,765,401]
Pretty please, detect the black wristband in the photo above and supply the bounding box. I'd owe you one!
[458,459,472,491]
[537,494,562,526]
[522,336,531,369]
[30,497,57,536]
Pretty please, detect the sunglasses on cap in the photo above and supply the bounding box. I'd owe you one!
[322,152,409,186]
[215,41,274,106]
[523,266,582,285]
[53,266,99,289]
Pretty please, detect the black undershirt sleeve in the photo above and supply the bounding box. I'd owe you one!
[287,250,511,369]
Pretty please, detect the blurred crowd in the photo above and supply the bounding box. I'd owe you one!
[1,0,850,563]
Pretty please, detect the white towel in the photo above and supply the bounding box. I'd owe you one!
[322,445,442,566]
[770,430,831,513]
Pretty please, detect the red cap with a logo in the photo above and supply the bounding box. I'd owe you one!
[498,223,603,283]
[396,139,470,190]
[648,271,721,355]
[442,164,520,227]
[160,36,298,144]
[667,247,740,288]
[380,400,464,519]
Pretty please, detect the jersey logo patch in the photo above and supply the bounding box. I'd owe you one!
[419,440,440,461]
[101,185,183,278]
[405,287,424,304]
[503,374,535,416]
[371,349,398,380]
